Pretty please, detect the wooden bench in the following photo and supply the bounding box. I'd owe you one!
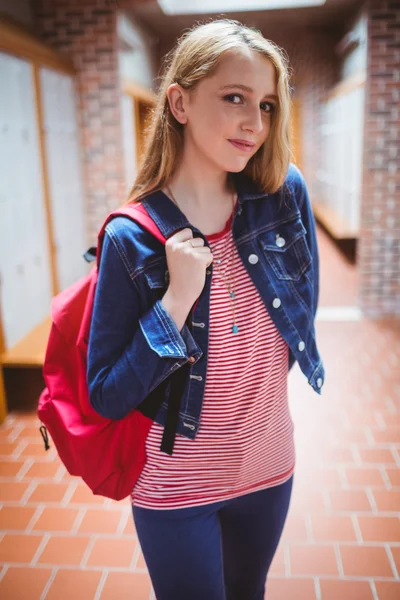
[0,316,52,424]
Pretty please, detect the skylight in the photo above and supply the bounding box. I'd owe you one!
[158,0,326,15]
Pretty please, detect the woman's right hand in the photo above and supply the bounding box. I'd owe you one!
[164,227,213,309]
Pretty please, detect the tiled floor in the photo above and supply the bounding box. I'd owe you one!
[0,224,399,599]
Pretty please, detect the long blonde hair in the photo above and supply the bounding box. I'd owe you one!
[126,19,293,205]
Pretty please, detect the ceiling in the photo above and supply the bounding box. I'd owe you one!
[124,0,364,46]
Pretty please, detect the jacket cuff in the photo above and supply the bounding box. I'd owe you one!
[139,299,202,361]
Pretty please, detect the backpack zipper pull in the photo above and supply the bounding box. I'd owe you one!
[39,424,50,451]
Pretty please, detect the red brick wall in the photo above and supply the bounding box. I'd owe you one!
[358,0,400,317]
[33,0,126,242]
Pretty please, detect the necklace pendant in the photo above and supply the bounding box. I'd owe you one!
[232,324,239,334]
[229,290,235,298]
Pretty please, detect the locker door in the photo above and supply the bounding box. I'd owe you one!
[0,53,52,348]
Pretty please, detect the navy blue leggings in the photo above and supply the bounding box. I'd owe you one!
[132,475,293,600]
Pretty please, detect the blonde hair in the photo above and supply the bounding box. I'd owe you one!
[126,19,293,205]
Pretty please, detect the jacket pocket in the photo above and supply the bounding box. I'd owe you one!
[259,216,312,281]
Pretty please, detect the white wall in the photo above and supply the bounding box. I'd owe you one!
[117,13,158,91]
[341,11,368,79]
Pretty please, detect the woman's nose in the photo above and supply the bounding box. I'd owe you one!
[241,106,264,134]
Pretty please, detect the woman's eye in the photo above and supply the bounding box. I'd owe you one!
[224,94,243,104]
[260,102,276,114]
[225,95,276,114]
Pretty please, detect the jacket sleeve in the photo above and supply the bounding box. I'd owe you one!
[296,170,320,322]
[87,229,202,420]
[288,167,320,372]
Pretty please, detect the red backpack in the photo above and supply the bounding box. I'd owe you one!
[38,203,186,500]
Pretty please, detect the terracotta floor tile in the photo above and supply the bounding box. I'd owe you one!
[0,442,20,457]
[45,568,102,600]
[329,490,372,512]
[339,545,394,577]
[357,516,400,542]
[371,428,400,444]
[372,490,400,512]
[0,534,44,563]
[289,544,339,576]
[37,535,91,565]
[123,514,136,536]
[17,426,44,438]
[32,507,79,532]
[100,571,152,600]
[264,577,317,599]
[345,467,386,487]
[358,448,397,465]
[290,490,326,513]
[269,545,286,575]
[136,551,147,570]
[303,468,343,489]
[319,579,374,600]
[0,506,36,530]
[322,446,355,464]
[0,460,25,476]
[78,509,122,534]
[18,442,53,457]
[379,412,400,428]
[68,485,107,505]
[0,566,52,600]
[86,537,136,567]
[385,468,400,487]
[311,515,357,541]
[0,428,15,440]
[281,514,308,541]
[390,546,400,573]
[338,428,369,444]
[24,462,60,478]
[0,481,30,501]
[374,581,400,600]
[27,483,70,503]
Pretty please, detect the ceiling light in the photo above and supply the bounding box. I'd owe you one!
[158,0,326,15]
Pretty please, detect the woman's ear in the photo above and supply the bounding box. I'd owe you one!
[166,83,188,125]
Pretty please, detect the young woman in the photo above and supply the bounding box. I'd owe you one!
[87,19,325,600]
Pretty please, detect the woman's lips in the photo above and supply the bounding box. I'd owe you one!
[228,139,255,153]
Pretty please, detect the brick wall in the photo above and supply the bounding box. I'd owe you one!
[33,0,126,242]
[358,0,400,317]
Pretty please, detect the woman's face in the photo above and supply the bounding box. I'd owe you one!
[176,48,278,173]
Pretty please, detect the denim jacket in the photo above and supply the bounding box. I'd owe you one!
[87,163,325,441]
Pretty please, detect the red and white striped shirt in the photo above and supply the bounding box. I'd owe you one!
[131,200,295,509]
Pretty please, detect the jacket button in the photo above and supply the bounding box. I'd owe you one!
[317,377,323,388]
[188,356,196,363]
[298,341,305,351]
[276,236,286,247]
[248,254,259,264]
[272,298,281,308]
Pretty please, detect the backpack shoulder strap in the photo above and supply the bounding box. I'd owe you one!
[95,203,166,269]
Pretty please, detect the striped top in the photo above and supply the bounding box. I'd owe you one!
[131,198,295,509]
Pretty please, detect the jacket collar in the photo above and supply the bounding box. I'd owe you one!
[141,172,268,240]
